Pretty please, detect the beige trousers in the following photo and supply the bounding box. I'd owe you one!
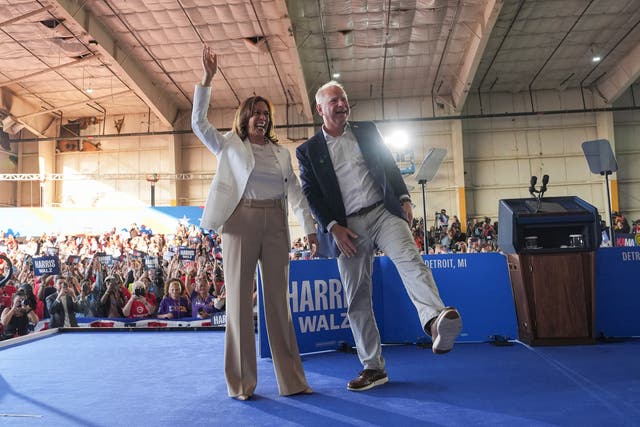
[222,198,309,397]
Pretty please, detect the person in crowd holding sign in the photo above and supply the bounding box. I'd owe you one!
[37,275,56,319]
[1,291,39,339]
[296,81,462,391]
[46,277,81,328]
[192,45,317,400]
[157,278,190,319]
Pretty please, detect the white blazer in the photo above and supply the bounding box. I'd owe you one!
[191,84,316,238]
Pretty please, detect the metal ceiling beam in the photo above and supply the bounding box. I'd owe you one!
[281,28,313,120]
[591,15,640,105]
[247,0,313,123]
[451,0,502,112]
[475,0,526,114]
[527,0,594,111]
[0,94,52,138]
[316,0,333,82]
[0,173,215,181]
[250,0,290,105]
[101,0,191,107]
[11,102,640,146]
[0,55,96,89]
[17,90,132,120]
[51,0,180,127]
[175,0,241,106]
[380,0,392,119]
[430,0,462,115]
[597,41,640,104]
[0,5,53,28]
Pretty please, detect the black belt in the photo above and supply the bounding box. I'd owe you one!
[347,200,384,217]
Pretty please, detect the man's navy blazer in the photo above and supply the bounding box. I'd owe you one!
[296,121,410,258]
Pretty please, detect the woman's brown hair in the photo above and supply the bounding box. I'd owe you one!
[232,96,278,144]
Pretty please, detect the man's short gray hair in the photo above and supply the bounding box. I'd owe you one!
[315,80,346,105]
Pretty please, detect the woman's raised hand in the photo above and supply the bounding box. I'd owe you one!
[201,45,218,86]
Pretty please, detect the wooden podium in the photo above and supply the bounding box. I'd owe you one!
[507,252,595,345]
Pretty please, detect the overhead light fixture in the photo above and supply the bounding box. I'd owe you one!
[590,45,601,63]
[332,73,340,79]
[82,65,93,94]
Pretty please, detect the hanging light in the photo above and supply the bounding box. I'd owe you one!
[590,45,601,63]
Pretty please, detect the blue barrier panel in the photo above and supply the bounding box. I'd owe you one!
[258,258,355,358]
[259,253,518,357]
[377,253,518,344]
[595,247,640,337]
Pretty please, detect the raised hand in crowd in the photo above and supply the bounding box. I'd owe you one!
[99,276,126,318]
[47,278,81,328]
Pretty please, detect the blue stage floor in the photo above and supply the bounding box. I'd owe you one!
[1,330,639,426]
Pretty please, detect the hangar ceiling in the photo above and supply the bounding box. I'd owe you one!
[1,0,640,140]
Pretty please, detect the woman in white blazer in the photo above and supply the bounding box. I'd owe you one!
[192,46,318,400]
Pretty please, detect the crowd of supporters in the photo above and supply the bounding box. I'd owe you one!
[612,212,640,235]
[3,210,638,340]
[0,223,227,340]
[409,210,499,254]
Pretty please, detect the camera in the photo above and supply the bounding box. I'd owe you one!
[134,288,146,297]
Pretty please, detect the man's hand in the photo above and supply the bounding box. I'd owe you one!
[307,233,319,258]
[331,224,358,258]
[402,200,413,225]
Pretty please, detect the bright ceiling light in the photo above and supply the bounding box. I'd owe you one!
[85,87,94,94]
[589,45,601,63]
[332,73,340,79]
[385,129,409,150]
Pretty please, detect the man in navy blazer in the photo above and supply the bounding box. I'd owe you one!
[296,81,462,392]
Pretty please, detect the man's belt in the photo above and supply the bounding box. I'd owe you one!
[347,200,384,217]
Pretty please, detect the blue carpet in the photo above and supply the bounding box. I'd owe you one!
[1,331,638,426]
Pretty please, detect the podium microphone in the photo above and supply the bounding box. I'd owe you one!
[540,174,549,196]
[541,174,549,190]
[529,176,537,196]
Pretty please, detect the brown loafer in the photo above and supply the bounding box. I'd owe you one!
[347,369,389,391]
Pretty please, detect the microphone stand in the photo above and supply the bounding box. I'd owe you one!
[419,179,427,254]
[602,170,615,246]
[529,181,547,213]
[535,186,547,213]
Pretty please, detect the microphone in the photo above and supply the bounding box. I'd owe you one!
[540,174,549,193]
[529,176,537,196]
